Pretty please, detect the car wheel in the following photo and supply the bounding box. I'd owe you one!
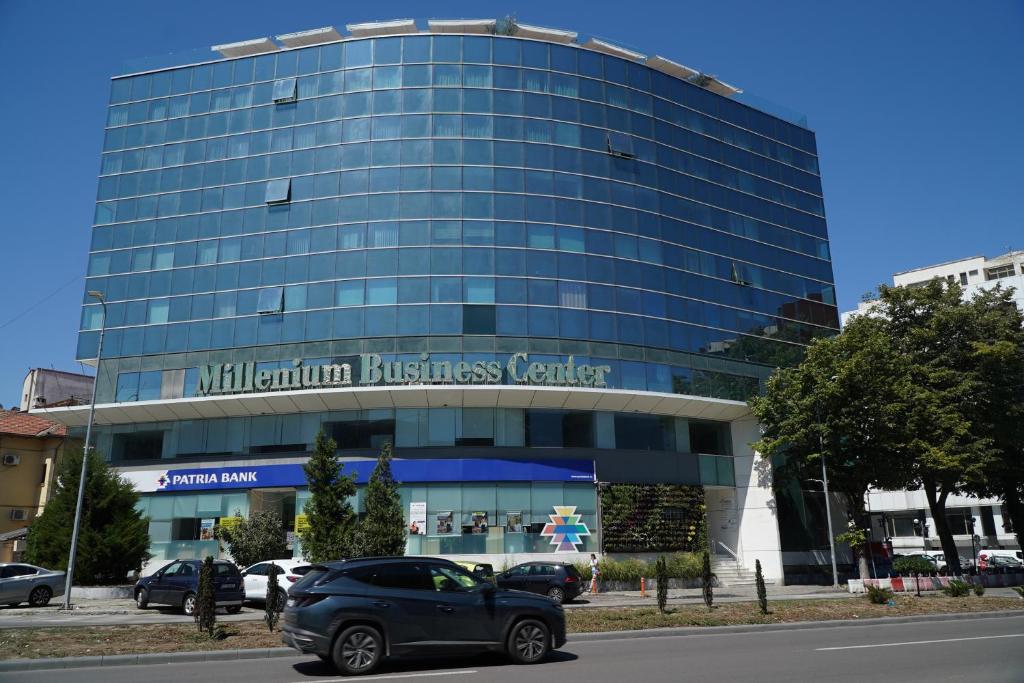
[332,624,383,675]
[225,605,242,614]
[546,586,565,603]
[276,588,288,612]
[508,618,550,664]
[28,586,52,607]
[182,592,197,616]
[136,589,149,609]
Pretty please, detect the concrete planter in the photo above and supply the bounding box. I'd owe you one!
[70,585,134,599]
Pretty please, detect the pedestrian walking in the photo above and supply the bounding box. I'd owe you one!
[589,553,600,594]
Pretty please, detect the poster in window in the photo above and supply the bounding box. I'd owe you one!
[199,518,216,541]
[294,514,309,535]
[409,501,426,535]
[471,511,489,534]
[506,511,523,533]
[436,511,454,535]
[219,516,242,531]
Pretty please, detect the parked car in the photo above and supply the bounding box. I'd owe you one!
[495,562,584,603]
[281,557,566,676]
[134,559,244,616]
[453,560,495,583]
[979,552,1023,574]
[241,559,313,607]
[0,563,65,607]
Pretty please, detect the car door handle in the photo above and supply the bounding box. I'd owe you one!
[373,601,391,608]
[436,605,455,613]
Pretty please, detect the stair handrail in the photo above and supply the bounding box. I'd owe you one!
[716,541,738,561]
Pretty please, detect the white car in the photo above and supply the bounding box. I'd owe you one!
[241,559,312,606]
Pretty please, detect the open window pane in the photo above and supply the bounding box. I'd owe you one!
[265,178,291,204]
[272,77,297,103]
[606,131,634,159]
[257,286,284,314]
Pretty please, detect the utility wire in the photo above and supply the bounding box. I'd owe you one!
[0,273,83,331]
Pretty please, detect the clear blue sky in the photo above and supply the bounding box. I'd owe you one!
[1,0,1021,407]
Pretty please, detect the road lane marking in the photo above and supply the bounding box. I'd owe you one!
[816,633,1024,651]
[288,670,477,682]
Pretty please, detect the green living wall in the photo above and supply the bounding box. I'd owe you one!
[600,484,706,553]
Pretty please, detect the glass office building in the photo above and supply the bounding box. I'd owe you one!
[43,20,838,577]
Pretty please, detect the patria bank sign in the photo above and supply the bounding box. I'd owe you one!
[197,353,612,396]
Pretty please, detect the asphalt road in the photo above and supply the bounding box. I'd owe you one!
[4,613,1023,683]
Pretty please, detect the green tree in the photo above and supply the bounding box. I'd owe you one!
[892,555,936,597]
[265,565,281,631]
[24,447,151,585]
[195,556,216,637]
[876,281,1002,573]
[300,430,357,562]
[755,559,768,615]
[216,510,289,569]
[957,286,1024,550]
[655,555,669,614]
[750,314,914,579]
[353,442,406,557]
[701,550,714,610]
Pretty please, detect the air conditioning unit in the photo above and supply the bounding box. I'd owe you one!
[9,509,27,521]
[2,454,20,466]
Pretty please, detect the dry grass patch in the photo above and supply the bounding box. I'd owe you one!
[566,595,1024,633]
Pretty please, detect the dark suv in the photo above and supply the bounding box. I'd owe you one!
[496,562,584,603]
[134,559,245,615]
[281,557,566,675]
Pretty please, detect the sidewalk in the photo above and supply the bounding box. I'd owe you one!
[568,583,853,609]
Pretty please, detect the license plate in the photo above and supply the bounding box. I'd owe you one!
[222,583,235,589]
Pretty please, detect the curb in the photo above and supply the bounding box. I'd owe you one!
[568,609,1024,642]
[1,610,1021,672]
[0,647,297,673]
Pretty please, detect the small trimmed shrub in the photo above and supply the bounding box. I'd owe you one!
[265,565,281,632]
[571,553,702,584]
[972,582,985,597]
[655,556,668,614]
[195,556,217,637]
[701,550,714,610]
[941,579,972,597]
[755,559,768,615]
[1013,586,1024,598]
[866,585,894,604]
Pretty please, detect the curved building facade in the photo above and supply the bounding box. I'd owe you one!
[45,21,838,578]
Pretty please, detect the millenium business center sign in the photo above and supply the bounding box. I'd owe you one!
[197,353,612,397]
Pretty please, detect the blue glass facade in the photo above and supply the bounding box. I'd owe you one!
[79,34,837,407]
[68,31,838,564]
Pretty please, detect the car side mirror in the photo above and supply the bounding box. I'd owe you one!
[154,572,163,580]
[241,571,248,577]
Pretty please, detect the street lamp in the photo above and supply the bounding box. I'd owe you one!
[813,374,840,589]
[968,516,978,577]
[61,291,107,611]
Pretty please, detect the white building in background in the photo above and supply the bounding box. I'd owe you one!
[20,368,93,411]
[844,250,1024,560]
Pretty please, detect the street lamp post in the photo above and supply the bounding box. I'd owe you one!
[61,291,107,611]
[968,516,978,577]
[814,393,840,590]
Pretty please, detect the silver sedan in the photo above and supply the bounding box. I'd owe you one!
[0,563,65,607]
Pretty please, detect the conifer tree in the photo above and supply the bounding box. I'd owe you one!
[701,550,714,610]
[655,555,669,614]
[265,564,281,631]
[353,442,406,557]
[24,447,151,584]
[300,430,356,562]
[755,559,768,615]
[195,556,217,637]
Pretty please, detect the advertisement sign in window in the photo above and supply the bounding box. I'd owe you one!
[436,511,454,535]
[199,518,216,541]
[409,501,426,535]
[506,511,523,533]
[471,512,489,534]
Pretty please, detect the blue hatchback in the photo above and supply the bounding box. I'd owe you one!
[134,559,245,615]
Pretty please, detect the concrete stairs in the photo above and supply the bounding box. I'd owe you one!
[711,556,759,587]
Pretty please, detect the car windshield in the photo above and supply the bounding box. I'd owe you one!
[430,565,485,592]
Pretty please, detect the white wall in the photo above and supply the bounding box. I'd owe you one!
[728,418,784,580]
